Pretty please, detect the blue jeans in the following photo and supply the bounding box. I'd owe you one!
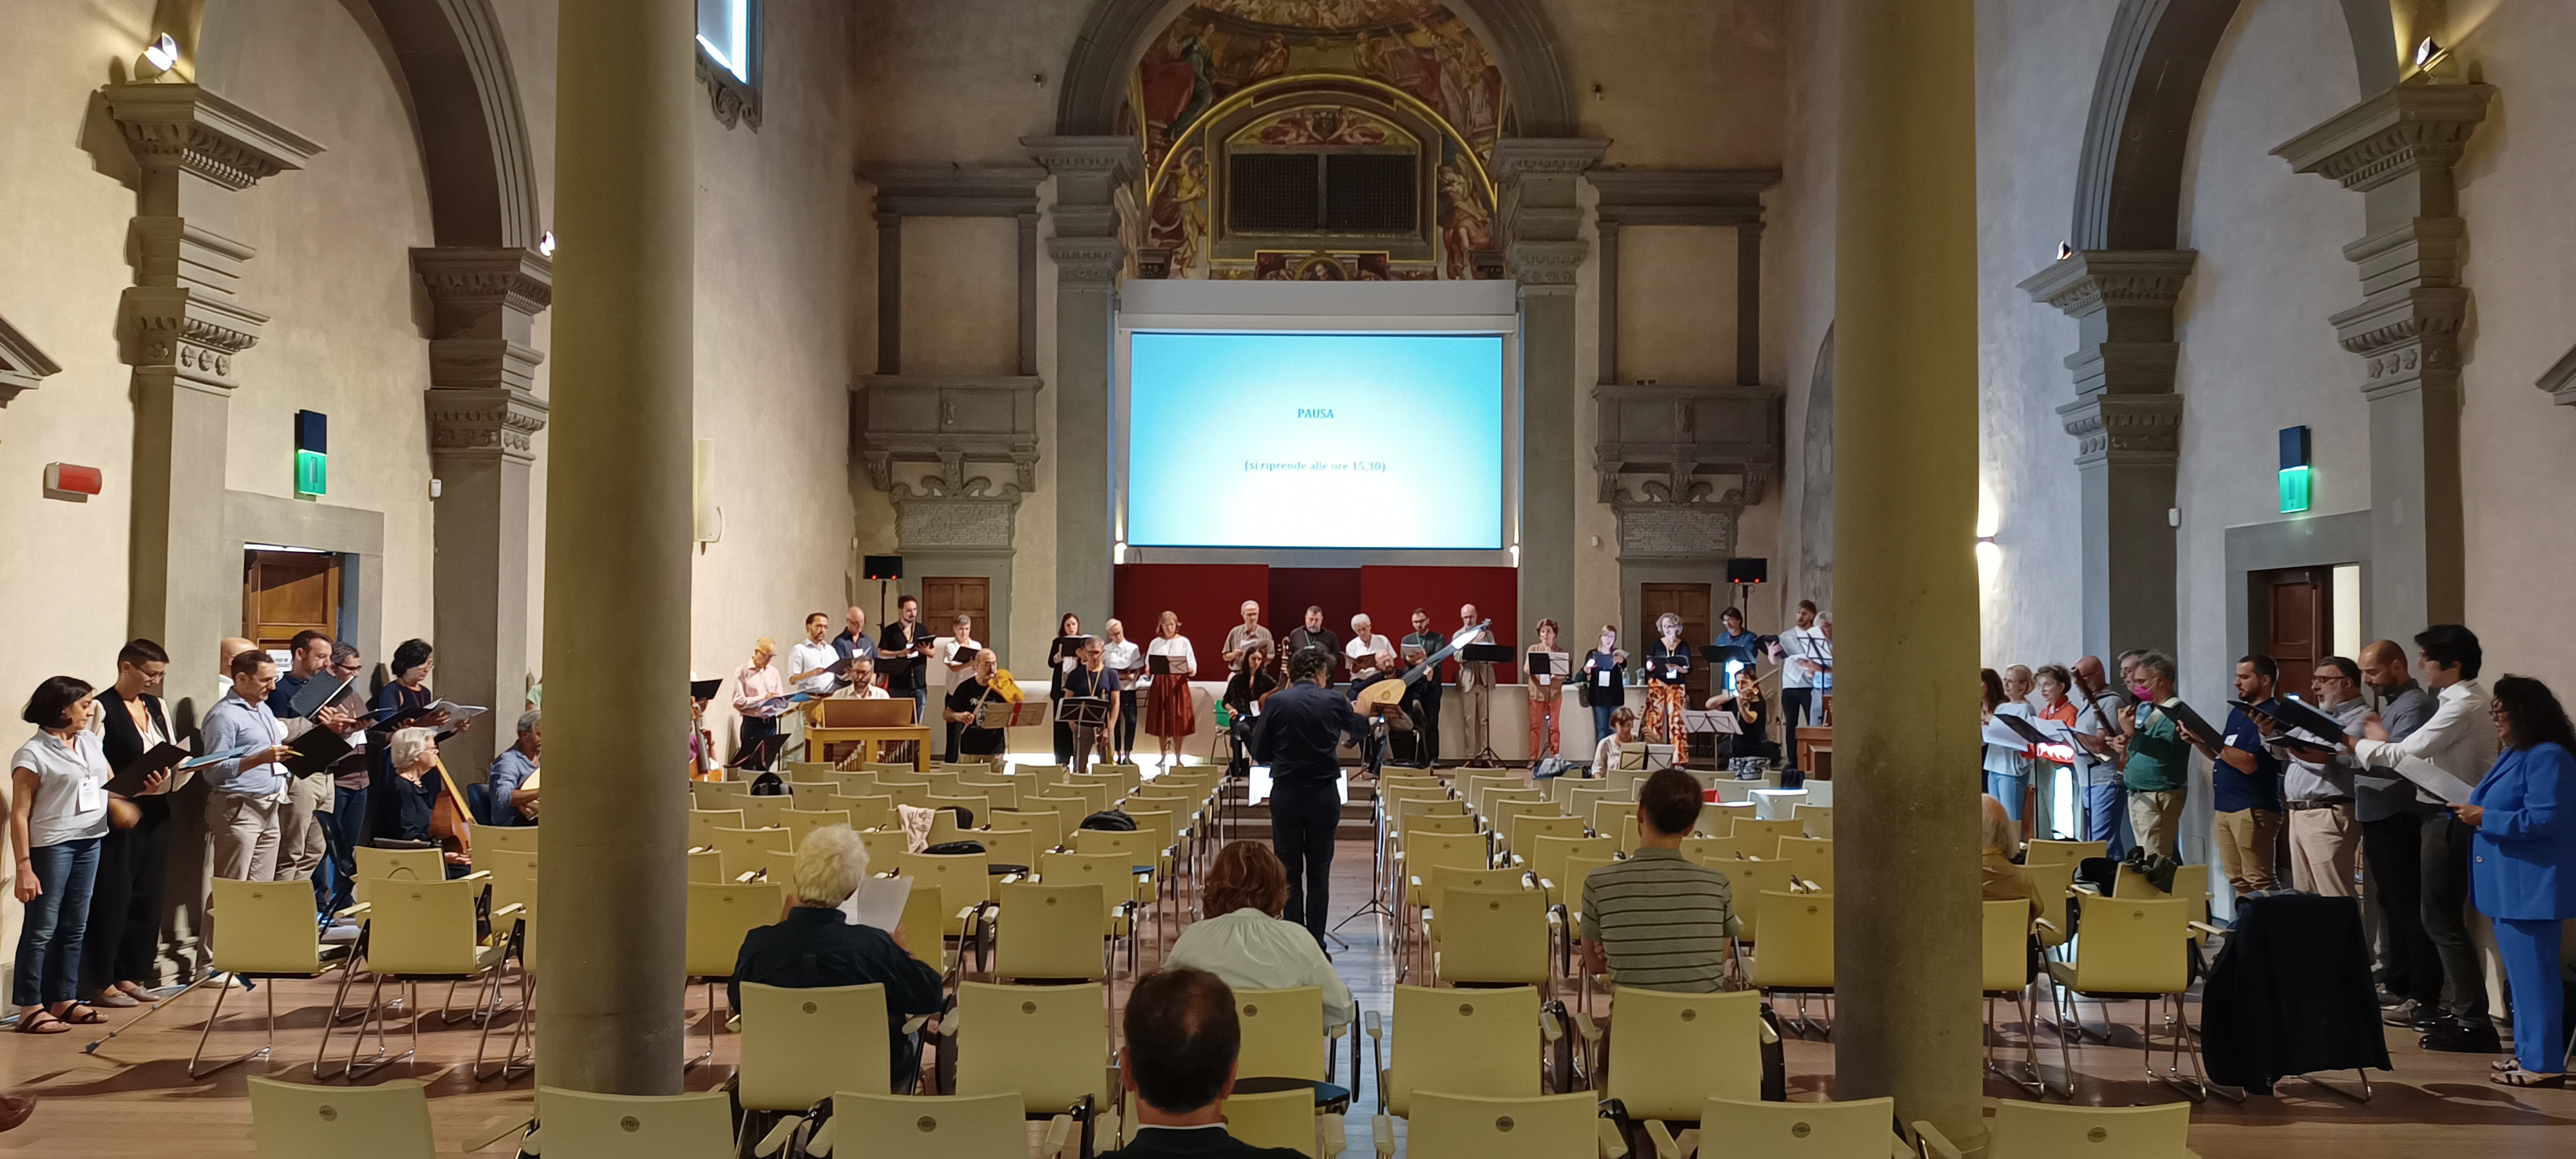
[13,837,101,1008]
[323,786,368,916]
[1986,773,2027,822]
[1590,703,1616,755]
[2496,916,2568,1073]
[2084,782,2132,860]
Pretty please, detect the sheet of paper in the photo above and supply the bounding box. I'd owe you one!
[429,701,490,727]
[839,874,914,932]
[2396,762,2480,806]
[1980,718,2030,749]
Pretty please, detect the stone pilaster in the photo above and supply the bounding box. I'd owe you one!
[1026,135,1142,630]
[1493,137,1607,636]
[413,246,552,778]
[2276,79,2492,632]
[0,315,62,411]
[2020,249,2195,660]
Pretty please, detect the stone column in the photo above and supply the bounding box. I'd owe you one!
[1833,0,1984,1149]
[2275,80,2492,635]
[538,0,694,1093]
[414,247,551,778]
[1493,137,1607,630]
[2018,250,2195,660]
[1025,137,1141,628]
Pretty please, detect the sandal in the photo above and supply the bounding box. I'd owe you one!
[2490,1068,2568,1088]
[2492,1059,2519,1073]
[52,1004,106,1026]
[12,1012,68,1035]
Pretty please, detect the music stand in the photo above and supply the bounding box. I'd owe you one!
[1059,696,1111,729]
[1457,643,1514,768]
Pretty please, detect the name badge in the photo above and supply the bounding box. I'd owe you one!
[79,777,108,812]
[1596,672,1613,687]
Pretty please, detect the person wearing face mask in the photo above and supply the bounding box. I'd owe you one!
[1581,625,1629,754]
[2108,652,2196,862]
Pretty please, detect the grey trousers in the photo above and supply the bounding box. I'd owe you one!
[207,793,283,882]
[277,774,331,885]
[2421,815,2490,1024]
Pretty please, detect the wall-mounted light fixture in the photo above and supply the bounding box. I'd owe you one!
[537,230,557,258]
[2278,425,2312,514]
[138,33,179,79]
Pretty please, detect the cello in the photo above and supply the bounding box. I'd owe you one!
[428,757,475,866]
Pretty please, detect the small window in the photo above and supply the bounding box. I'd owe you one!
[694,0,761,129]
[1227,150,1418,234]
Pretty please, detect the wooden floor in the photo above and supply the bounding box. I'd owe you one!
[6,846,2571,1156]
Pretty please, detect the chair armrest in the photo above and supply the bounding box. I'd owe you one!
[334,902,372,919]
[490,903,526,921]
[805,1119,838,1157]
[1759,1017,1781,1046]
[466,1113,533,1152]
[459,871,493,882]
[1363,1010,1383,1039]
[754,1115,804,1158]
[1540,1007,1564,1043]
[1645,1118,1680,1159]
[1911,1120,1964,1159]
[1041,1114,1075,1156]
[2032,916,2058,934]
[1372,1115,1397,1159]
[687,843,715,854]
[1321,1113,1348,1158]
[1568,1010,1602,1046]
[1539,876,1557,894]
[2188,921,2224,939]
[1598,1116,1631,1158]
[1000,872,1026,885]
[900,1014,931,1035]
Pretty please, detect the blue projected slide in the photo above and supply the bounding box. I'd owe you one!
[1126,332,1504,550]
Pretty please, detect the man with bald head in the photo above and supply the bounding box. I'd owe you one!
[1453,603,1495,760]
[2353,639,2445,1025]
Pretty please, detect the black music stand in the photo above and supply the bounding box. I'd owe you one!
[1457,643,1514,768]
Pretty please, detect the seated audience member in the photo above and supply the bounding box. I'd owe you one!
[1980,793,2041,921]
[1579,768,1742,991]
[1164,842,1354,1032]
[380,727,468,871]
[1099,967,1308,1159]
[1706,671,1774,764]
[482,710,541,827]
[730,824,942,1091]
[1590,706,1637,780]
[2454,676,2576,1088]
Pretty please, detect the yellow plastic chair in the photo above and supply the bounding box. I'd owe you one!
[786,781,838,811]
[993,880,1112,983]
[1405,1091,1600,1159]
[2044,895,2213,1100]
[955,777,1021,811]
[1669,1096,1904,1159]
[249,1075,433,1159]
[738,982,906,1111]
[1233,985,1352,1093]
[806,1093,1057,1159]
[2117,862,2211,929]
[1220,1087,1323,1157]
[1526,834,1617,910]
[855,827,911,870]
[1594,987,1766,1126]
[1794,804,1834,840]
[2020,860,2081,950]
[978,827,1039,872]
[1429,885,1557,990]
[1019,795,1088,834]
[198,878,355,1079]
[1591,798,1636,838]
[331,876,523,1081]
[831,793,892,829]
[1752,890,1834,1036]
[829,771,879,798]
[735,794,788,830]
[1776,835,1832,863]
[1727,817,1804,851]
[1036,851,1147,975]
[1012,762,1070,782]
[894,881,949,974]
[1967,1100,2197,1159]
[1072,827,1171,941]
[1050,780,1113,816]
[781,808,853,847]
[1983,898,2044,1096]
[1678,836,1744,865]
[900,849,1000,941]
[690,780,748,809]
[1701,802,1757,836]
[880,781,934,810]
[948,981,1115,1156]
[989,807,1066,853]
[2027,838,2109,867]
[1719,858,1800,941]
[352,845,444,901]
[708,825,795,881]
[688,847,726,883]
[1506,812,1586,859]
[1367,984,1548,1123]
[683,880,784,1066]
[476,825,539,856]
[688,808,748,848]
[1558,854,1622,1013]
[531,1088,734,1159]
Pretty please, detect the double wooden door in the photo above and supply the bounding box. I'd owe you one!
[2258,567,2331,694]
[1640,581,1714,705]
[922,576,991,643]
[243,550,339,654]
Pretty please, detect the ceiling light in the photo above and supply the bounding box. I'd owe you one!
[2056,241,2074,261]
[143,33,178,73]
[536,230,556,258]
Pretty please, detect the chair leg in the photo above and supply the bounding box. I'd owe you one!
[686,981,717,1069]
[185,970,270,1080]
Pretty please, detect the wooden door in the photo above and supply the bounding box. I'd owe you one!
[2259,567,2329,695]
[243,550,340,652]
[922,576,991,645]
[1640,582,1714,705]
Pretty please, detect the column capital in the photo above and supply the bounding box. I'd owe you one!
[428,385,549,466]
[2017,249,2197,319]
[1023,136,1144,185]
[2056,391,2183,467]
[2273,82,2494,193]
[1048,236,1128,285]
[105,82,321,191]
[122,285,265,392]
[0,313,64,410]
[412,247,554,326]
[1490,136,1611,177]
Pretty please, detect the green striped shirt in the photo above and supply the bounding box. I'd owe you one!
[1578,846,1741,992]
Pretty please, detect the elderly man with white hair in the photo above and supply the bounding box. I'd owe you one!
[1343,612,1396,681]
[729,825,943,1091]
[483,710,542,827]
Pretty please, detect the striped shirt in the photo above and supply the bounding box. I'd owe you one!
[1578,846,1741,992]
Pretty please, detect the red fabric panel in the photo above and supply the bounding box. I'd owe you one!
[1267,568,1366,648]
[1358,565,1520,682]
[1113,563,1269,660]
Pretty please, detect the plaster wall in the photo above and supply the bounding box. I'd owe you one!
[853,0,1092,165]
[1768,0,1842,621]
[1616,225,1736,386]
[900,217,1020,377]
[489,0,557,685]
[1541,0,1783,168]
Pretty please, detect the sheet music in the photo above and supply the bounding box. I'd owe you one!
[837,875,913,932]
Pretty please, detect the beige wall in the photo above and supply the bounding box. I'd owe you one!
[1769,0,1842,623]
[1544,0,1784,168]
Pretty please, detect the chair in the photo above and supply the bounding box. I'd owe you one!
[945,982,1115,1157]
[330,876,525,1081]
[683,881,784,1065]
[807,1093,1056,1159]
[2117,862,2211,929]
[1727,817,1804,851]
[196,878,355,1078]
[1983,898,2043,1096]
[1591,988,1765,1132]
[1221,1087,1324,1157]
[1505,811,1586,859]
[829,771,879,798]
[1794,804,1834,840]
[1663,1096,1905,1159]
[690,780,748,809]
[2026,838,2108,867]
[786,781,838,810]
[708,825,795,881]
[476,825,539,856]
[1403,1091,1600,1159]
[1036,851,1148,975]
[1677,836,1743,865]
[955,776,1021,810]
[531,1088,735,1159]
[993,881,1113,983]
[249,1075,433,1159]
[2020,860,2080,950]
[1429,886,1558,990]
[781,807,852,846]
[2044,896,2215,1101]
[1751,890,1834,1036]
[737,983,904,1120]
[1976,1100,2197,1159]
[1719,858,1801,941]
[978,827,1039,873]
[1591,798,1638,838]
[1368,985,1547,1123]
[989,807,1066,853]
[1051,780,1113,816]
[736,794,789,829]
[1525,834,1617,910]
[1012,762,1070,782]
[352,845,444,901]
[687,847,726,883]
[1234,985,1352,1093]
[899,849,999,936]
[687,808,747,848]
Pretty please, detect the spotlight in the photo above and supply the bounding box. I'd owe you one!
[2412,37,2447,71]
[2056,241,2074,261]
[143,33,178,73]
[536,230,557,258]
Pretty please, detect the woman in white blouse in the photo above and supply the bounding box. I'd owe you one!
[1143,610,1198,766]
[1165,841,1353,1033]
[1101,619,1145,762]
[12,676,123,1035]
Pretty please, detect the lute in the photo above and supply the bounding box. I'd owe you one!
[1356,619,1492,707]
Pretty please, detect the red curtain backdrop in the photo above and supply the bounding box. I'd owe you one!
[1113,563,1519,681]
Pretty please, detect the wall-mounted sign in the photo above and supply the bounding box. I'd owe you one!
[295,409,327,498]
[2278,425,2311,514]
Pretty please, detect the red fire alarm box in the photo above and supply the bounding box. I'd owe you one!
[44,462,103,501]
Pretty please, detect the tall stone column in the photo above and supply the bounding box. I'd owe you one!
[1026,137,1140,628]
[538,0,694,1093]
[1833,0,1984,1149]
[2018,250,2195,661]
[1493,137,1606,631]
[2275,80,2491,635]
[415,247,551,778]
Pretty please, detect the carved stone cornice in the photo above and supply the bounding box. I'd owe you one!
[2273,83,2494,193]
[121,286,265,391]
[858,375,1044,493]
[412,247,553,322]
[1589,167,1777,227]
[695,52,761,131]
[1491,137,1612,177]
[891,483,1025,552]
[104,82,322,191]
[2018,249,2197,318]
[426,386,549,465]
[1591,383,1781,504]
[1508,239,1588,287]
[2020,250,2196,405]
[1048,236,1129,285]
[2537,343,2576,407]
[2057,392,2183,467]
[862,164,1048,218]
[0,313,63,410]
[1609,498,1741,563]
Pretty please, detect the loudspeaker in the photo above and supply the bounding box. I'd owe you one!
[1725,558,1768,585]
[862,554,904,581]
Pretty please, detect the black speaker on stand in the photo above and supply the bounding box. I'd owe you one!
[1726,557,1768,632]
[864,554,904,625]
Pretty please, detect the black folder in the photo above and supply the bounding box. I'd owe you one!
[690,678,723,701]
[108,742,190,796]
[283,727,352,778]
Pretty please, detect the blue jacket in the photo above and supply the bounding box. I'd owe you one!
[2468,741,2576,921]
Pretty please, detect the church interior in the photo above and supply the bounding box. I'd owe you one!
[3,0,2573,1155]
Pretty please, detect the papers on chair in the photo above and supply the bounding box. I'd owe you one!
[838,875,913,933]
[1683,710,1741,735]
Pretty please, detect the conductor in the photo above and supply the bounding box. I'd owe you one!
[1251,648,1405,945]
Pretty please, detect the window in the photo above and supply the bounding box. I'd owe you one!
[1226,149,1420,234]
[694,0,761,129]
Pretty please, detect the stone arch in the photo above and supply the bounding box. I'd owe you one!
[1797,325,1833,610]
[198,0,542,247]
[1053,0,1580,138]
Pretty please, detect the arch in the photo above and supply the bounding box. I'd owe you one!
[1796,325,1833,611]
[2069,0,2396,250]
[196,0,542,248]
[1054,0,1579,138]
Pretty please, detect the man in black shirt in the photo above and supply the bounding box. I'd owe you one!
[730,826,943,1091]
[1251,649,1402,943]
[942,649,1009,765]
[1283,606,1340,678]
[877,595,937,762]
